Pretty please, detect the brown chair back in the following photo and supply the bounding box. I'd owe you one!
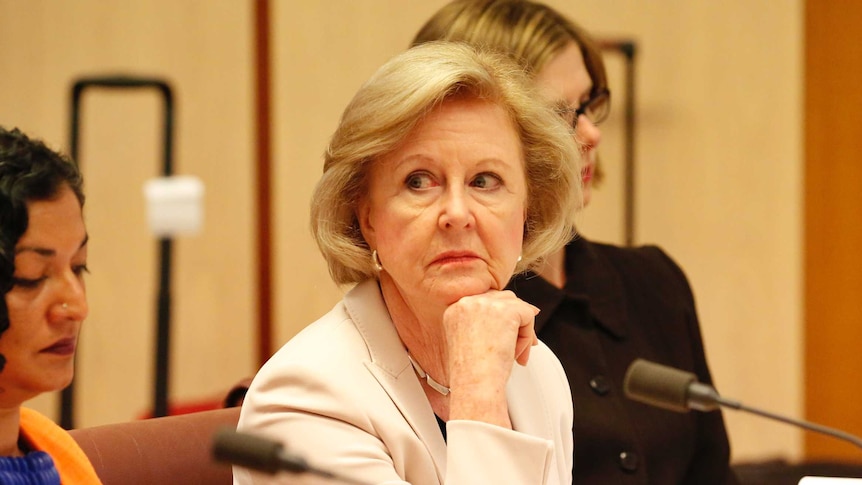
[69,407,240,485]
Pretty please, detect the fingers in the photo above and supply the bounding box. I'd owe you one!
[514,296,539,365]
[445,290,539,369]
[514,338,532,366]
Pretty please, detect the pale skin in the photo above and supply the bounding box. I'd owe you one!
[0,185,88,456]
[358,96,538,428]
[533,41,604,289]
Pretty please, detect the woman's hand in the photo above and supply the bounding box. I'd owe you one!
[443,289,539,427]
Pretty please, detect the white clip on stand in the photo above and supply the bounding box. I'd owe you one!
[144,175,205,237]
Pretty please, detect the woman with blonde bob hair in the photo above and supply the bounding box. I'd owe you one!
[236,41,581,484]
[312,41,581,286]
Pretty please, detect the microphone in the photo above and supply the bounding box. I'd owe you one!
[623,359,862,450]
[211,427,372,485]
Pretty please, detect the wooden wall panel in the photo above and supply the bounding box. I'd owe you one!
[804,0,862,461]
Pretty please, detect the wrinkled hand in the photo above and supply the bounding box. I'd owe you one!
[443,289,539,427]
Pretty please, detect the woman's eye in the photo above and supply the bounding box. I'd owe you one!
[73,264,90,278]
[11,276,46,289]
[406,172,433,190]
[472,173,502,190]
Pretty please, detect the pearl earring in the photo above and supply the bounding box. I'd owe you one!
[372,250,383,271]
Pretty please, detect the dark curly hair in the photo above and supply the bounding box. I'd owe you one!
[0,126,84,345]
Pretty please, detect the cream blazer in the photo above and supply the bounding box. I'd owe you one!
[234,280,573,485]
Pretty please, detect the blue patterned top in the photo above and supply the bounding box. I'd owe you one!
[0,451,60,485]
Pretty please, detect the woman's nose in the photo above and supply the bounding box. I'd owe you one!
[438,188,474,229]
[52,275,88,322]
[575,115,602,149]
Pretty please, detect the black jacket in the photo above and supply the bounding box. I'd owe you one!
[508,237,737,484]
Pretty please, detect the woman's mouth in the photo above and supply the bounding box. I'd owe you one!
[42,337,76,356]
[432,251,480,266]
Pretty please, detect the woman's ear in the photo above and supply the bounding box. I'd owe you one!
[356,198,376,248]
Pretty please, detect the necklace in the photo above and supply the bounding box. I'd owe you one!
[407,353,450,396]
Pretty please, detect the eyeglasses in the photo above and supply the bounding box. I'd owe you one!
[556,88,611,130]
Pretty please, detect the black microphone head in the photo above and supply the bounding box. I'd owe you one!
[623,359,697,413]
[212,427,284,474]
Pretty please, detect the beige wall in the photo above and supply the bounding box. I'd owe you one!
[2,0,802,463]
[0,0,257,426]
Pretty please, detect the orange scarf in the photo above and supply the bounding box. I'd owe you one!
[19,408,102,485]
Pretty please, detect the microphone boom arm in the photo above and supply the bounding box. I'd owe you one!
[728,400,862,450]
[625,359,862,451]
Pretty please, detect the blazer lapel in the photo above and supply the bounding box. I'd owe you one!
[344,280,448,479]
[565,237,629,339]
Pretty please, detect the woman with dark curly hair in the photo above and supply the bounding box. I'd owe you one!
[0,126,101,484]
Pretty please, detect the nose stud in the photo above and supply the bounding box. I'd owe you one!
[61,303,68,310]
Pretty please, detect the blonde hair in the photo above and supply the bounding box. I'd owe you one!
[413,0,607,89]
[311,41,580,285]
[414,0,609,184]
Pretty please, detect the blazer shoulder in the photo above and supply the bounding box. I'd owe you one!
[592,241,689,284]
[586,241,696,310]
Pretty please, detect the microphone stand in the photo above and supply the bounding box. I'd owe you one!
[626,359,862,452]
[212,428,373,485]
[725,398,862,451]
